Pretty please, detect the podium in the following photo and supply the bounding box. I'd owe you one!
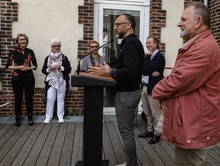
[71,72,116,166]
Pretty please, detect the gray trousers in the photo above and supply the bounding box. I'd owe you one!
[115,90,141,166]
[175,146,209,166]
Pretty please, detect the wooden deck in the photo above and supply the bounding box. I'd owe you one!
[0,118,220,166]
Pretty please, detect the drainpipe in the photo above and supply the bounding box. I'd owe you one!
[204,0,208,7]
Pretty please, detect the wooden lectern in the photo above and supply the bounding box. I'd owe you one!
[71,72,116,166]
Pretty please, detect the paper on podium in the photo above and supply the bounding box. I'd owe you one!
[71,72,116,87]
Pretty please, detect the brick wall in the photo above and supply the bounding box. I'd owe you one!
[0,0,18,89]
[209,0,220,45]
[149,0,166,55]
[78,0,95,58]
[0,0,219,116]
[0,0,19,115]
[184,0,203,6]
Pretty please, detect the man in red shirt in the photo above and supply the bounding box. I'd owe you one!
[152,2,220,165]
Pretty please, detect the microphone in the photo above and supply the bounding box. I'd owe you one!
[76,58,82,75]
[76,39,115,75]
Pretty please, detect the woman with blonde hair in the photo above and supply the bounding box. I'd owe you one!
[81,40,105,71]
[6,33,38,127]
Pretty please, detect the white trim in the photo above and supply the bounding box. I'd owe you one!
[204,0,208,6]
[95,0,150,6]
[103,107,115,115]
[94,3,150,51]
[94,1,150,114]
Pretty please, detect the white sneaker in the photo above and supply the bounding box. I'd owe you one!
[58,117,64,123]
[116,162,126,166]
[44,118,50,124]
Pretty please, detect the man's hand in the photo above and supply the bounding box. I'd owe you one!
[151,71,160,77]
[156,99,165,110]
[88,62,110,76]
[146,51,152,55]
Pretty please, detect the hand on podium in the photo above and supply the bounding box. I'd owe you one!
[88,62,111,77]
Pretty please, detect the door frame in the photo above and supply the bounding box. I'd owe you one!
[94,3,150,52]
[94,1,150,113]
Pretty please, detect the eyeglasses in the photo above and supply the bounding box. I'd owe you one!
[52,45,61,48]
[90,45,99,48]
[114,22,129,27]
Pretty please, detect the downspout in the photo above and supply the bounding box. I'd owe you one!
[204,0,208,7]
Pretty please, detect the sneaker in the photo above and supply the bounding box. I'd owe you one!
[58,117,64,123]
[44,118,50,124]
[116,162,126,166]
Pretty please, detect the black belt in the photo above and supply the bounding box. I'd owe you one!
[142,83,148,86]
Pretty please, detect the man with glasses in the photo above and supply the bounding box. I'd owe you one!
[89,14,144,166]
[81,40,105,71]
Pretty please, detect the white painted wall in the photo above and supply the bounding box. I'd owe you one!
[161,0,184,75]
[12,0,83,87]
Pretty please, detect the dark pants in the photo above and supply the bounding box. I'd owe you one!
[12,75,35,118]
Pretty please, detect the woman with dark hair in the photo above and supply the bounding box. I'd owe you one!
[6,33,38,127]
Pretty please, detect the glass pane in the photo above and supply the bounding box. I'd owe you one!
[103,9,140,107]
[103,9,140,66]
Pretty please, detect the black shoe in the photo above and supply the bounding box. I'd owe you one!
[138,131,154,138]
[148,135,161,144]
[28,119,34,126]
[141,111,147,120]
[28,116,34,126]
[15,120,21,127]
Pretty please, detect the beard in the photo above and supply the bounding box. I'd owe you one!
[116,32,124,39]
[179,29,191,41]
[179,29,186,38]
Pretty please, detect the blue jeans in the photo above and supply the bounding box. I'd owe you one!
[115,90,141,166]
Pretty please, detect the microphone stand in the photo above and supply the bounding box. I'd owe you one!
[76,39,114,75]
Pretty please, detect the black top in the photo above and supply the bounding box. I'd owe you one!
[143,51,165,95]
[6,47,38,78]
[111,33,145,92]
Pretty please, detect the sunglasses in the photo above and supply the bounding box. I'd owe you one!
[90,45,99,48]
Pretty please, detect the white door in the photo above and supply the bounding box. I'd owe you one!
[94,1,150,114]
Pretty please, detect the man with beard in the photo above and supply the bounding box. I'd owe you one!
[89,14,144,166]
[152,2,220,165]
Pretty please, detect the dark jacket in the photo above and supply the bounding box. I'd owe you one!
[42,54,72,93]
[143,51,165,94]
[111,33,145,92]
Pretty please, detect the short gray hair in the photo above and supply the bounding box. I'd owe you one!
[51,38,61,46]
[186,2,211,28]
